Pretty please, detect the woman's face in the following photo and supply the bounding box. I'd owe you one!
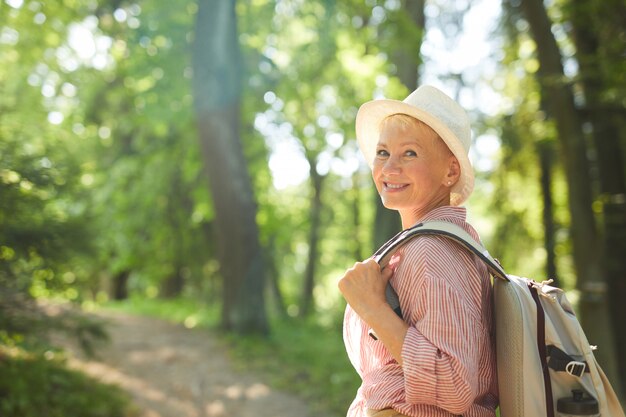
[372,116,457,217]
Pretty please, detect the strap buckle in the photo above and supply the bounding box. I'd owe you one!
[565,361,587,377]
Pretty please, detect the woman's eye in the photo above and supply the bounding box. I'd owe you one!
[405,150,417,157]
[376,149,389,157]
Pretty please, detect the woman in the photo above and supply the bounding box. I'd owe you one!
[338,85,498,417]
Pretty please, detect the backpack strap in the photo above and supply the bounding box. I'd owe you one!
[374,220,508,280]
[371,221,580,417]
[373,220,508,321]
[530,282,555,417]
[546,345,589,377]
[369,220,509,340]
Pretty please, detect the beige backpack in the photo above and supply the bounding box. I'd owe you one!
[376,220,625,417]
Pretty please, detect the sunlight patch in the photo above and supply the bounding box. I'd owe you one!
[184,315,198,329]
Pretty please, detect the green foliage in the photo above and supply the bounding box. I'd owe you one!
[2,0,625,407]
[0,296,109,359]
[0,297,133,417]
[104,295,219,328]
[0,348,135,417]
[1,0,583,322]
[476,3,576,287]
[0,131,92,293]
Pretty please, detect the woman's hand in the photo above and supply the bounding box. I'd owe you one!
[338,259,394,324]
[338,258,409,365]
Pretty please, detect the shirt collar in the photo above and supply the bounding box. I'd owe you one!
[411,205,467,226]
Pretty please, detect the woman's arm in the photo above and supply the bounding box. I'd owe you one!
[401,273,482,414]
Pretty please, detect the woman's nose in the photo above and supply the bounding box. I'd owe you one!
[382,155,401,175]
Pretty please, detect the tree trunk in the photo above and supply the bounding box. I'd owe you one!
[161,268,184,299]
[373,197,402,249]
[300,156,324,317]
[192,0,268,335]
[568,0,626,393]
[391,0,425,92]
[112,270,130,300]
[352,172,363,260]
[161,164,188,299]
[297,1,336,316]
[265,236,286,317]
[519,0,620,384]
[537,140,558,284]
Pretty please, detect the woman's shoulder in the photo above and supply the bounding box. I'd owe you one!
[408,214,481,246]
[401,224,474,255]
[398,220,483,271]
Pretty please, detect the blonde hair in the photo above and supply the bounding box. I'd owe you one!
[380,114,453,157]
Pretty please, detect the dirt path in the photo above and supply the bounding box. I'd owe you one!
[62,311,313,417]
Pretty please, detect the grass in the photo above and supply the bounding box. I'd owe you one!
[0,347,136,417]
[102,296,360,416]
[225,317,360,416]
[101,295,219,328]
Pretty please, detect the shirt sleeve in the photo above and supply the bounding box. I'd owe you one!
[400,261,484,415]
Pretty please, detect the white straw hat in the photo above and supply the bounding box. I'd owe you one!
[355,85,474,206]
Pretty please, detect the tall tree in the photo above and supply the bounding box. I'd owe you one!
[518,0,621,388]
[297,1,336,317]
[567,0,626,391]
[496,1,567,288]
[537,139,558,282]
[192,0,268,334]
[263,0,361,316]
[300,150,325,316]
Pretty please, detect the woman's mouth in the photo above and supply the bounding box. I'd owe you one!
[384,182,409,192]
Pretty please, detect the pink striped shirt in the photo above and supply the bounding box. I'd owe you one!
[343,206,498,417]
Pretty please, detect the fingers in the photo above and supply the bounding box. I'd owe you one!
[359,258,379,268]
[338,259,391,293]
[345,258,379,275]
[338,259,397,324]
[381,266,394,283]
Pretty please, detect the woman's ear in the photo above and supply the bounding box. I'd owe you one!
[445,157,461,186]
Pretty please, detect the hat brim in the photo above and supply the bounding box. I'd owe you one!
[356,99,474,206]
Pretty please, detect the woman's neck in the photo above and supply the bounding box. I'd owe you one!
[399,197,451,229]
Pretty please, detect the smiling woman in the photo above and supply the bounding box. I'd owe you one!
[338,85,498,417]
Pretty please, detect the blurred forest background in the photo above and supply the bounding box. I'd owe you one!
[1,0,625,415]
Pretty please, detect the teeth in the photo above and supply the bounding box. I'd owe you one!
[386,183,405,189]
